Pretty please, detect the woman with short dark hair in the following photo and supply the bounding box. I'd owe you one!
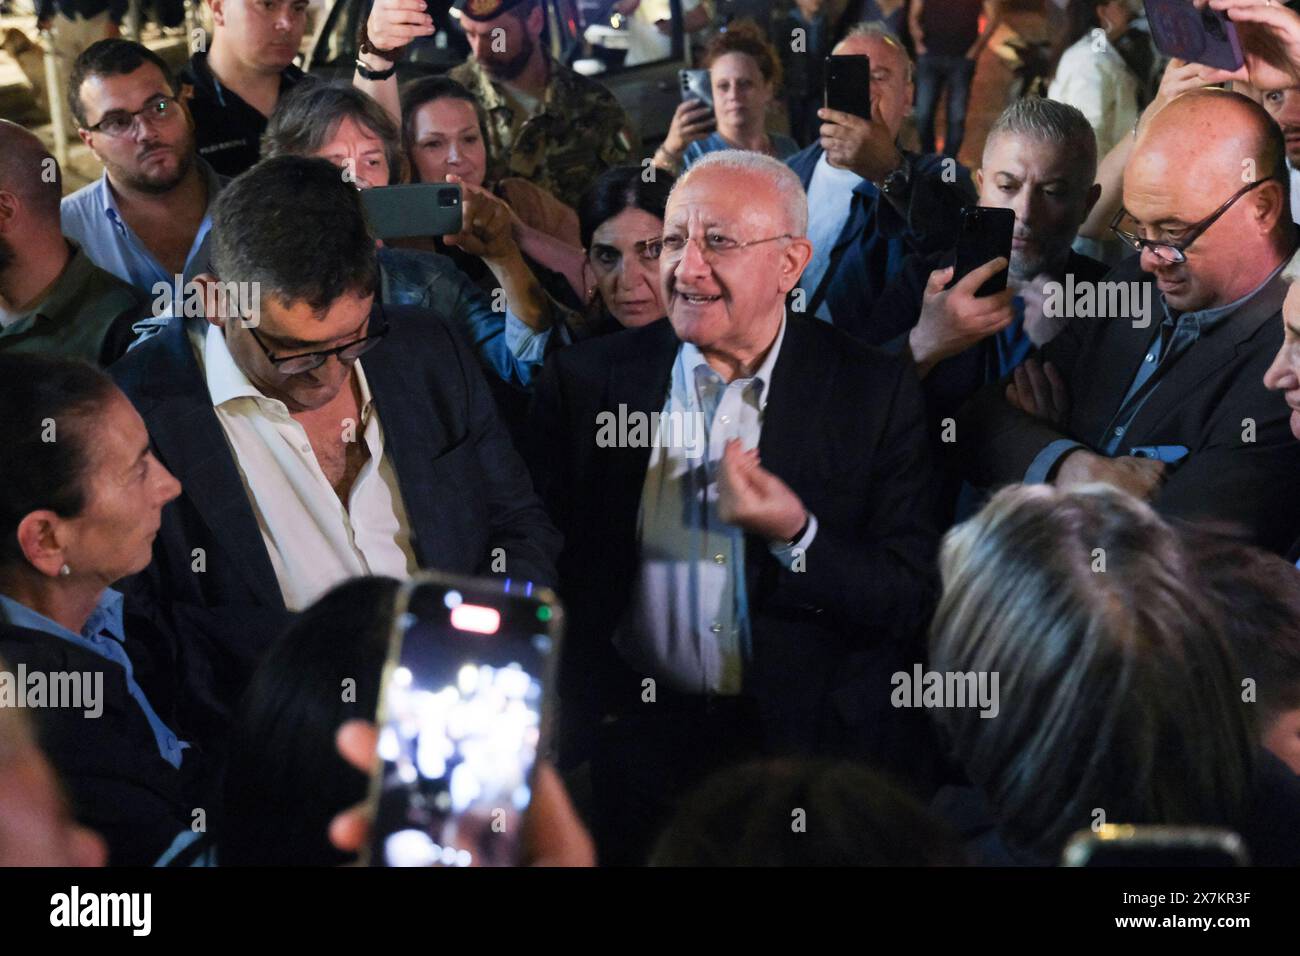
[574,165,675,336]
[0,352,202,866]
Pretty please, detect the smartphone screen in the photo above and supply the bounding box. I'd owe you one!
[948,206,1015,298]
[1144,0,1244,72]
[824,55,872,122]
[360,183,463,240]
[364,575,561,867]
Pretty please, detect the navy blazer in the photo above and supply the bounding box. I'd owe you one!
[528,316,944,785]
[786,144,977,335]
[111,307,562,728]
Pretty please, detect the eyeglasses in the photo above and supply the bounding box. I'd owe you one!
[84,95,181,138]
[247,308,390,374]
[646,231,795,263]
[1110,177,1276,264]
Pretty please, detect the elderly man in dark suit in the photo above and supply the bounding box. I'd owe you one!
[957,89,1300,555]
[529,149,943,864]
[112,157,561,735]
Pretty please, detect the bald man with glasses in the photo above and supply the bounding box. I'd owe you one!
[957,89,1300,555]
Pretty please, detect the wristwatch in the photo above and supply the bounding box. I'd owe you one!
[879,152,913,197]
[355,59,397,81]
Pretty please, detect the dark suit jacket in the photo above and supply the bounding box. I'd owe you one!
[955,255,1300,555]
[527,316,943,780]
[786,144,976,338]
[0,618,195,866]
[111,308,562,730]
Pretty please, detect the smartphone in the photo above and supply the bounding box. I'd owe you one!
[948,207,1015,297]
[360,183,463,240]
[679,68,714,110]
[824,54,872,122]
[1144,0,1244,73]
[362,573,562,867]
[1063,825,1249,866]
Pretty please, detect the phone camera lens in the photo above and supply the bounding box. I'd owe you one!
[1201,8,1227,42]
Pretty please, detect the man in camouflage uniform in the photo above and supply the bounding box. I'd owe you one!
[450,0,638,208]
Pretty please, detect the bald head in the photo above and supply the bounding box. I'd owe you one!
[1135,89,1286,199]
[1123,89,1293,313]
[0,121,61,224]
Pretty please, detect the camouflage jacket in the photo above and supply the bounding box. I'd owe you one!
[449,56,639,208]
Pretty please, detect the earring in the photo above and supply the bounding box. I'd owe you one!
[59,564,71,576]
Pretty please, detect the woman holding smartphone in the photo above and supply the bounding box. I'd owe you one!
[653,20,800,174]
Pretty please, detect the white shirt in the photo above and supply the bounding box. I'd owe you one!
[613,316,817,695]
[624,0,704,67]
[1048,30,1140,159]
[800,152,863,323]
[195,321,418,611]
[1289,160,1300,226]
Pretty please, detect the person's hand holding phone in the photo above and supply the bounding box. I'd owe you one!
[660,100,715,161]
[818,99,903,184]
[329,720,596,867]
[443,175,517,262]
[366,0,436,52]
[1194,0,1300,89]
[908,260,1016,377]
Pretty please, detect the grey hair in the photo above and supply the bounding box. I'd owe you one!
[675,150,808,236]
[984,96,1099,187]
[838,21,914,84]
[930,483,1253,859]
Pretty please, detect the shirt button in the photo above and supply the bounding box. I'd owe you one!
[719,415,731,425]
[300,444,311,454]
[710,622,723,634]
[713,553,726,565]
[1145,353,1155,362]
[1114,427,1125,438]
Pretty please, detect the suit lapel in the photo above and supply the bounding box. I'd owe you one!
[602,320,680,534]
[1129,269,1287,439]
[138,322,284,608]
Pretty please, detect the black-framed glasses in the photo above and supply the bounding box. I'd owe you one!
[84,95,181,137]
[1110,177,1276,264]
[646,232,795,262]
[247,306,390,374]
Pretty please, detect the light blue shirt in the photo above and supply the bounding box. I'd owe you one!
[1024,261,1287,483]
[613,315,818,695]
[61,161,223,294]
[799,152,863,323]
[0,589,188,768]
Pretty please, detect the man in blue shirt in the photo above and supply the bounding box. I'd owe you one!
[787,24,975,333]
[958,89,1300,556]
[62,39,220,295]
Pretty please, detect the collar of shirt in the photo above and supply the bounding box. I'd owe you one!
[201,319,375,420]
[677,312,787,422]
[0,242,96,335]
[187,49,304,110]
[1159,257,1289,338]
[96,156,222,233]
[0,588,125,646]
